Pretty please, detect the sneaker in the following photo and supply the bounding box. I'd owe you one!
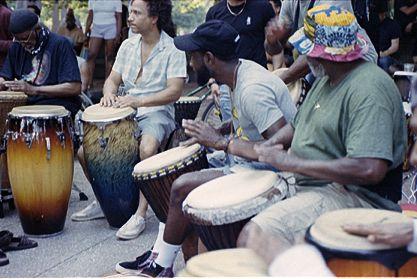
[115,250,157,275]
[116,214,146,240]
[139,261,174,278]
[71,201,105,221]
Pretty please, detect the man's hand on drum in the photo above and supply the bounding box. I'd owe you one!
[254,143,298,172]
[342,222,414,247]
[113,95,141,108]
[181,119,226,149]
[100,93,118,107]
[3,80,36,95]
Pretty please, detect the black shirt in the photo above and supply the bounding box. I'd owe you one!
[379,17,401,52]
[394,0,417,31]
[206,0,275,68]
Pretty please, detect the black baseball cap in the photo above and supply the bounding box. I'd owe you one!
[174,20,240,60]
[9,9,39,34]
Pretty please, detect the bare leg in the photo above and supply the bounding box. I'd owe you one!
[181,232,199,261]
[85,37,103,90]
[104,39,116,79]
[163,170,224,245]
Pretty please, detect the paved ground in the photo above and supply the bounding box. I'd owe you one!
[0,160,185,277]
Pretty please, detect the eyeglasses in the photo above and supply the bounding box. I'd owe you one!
[13,29,35,44]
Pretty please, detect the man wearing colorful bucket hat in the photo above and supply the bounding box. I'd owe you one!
[240,4,407,250]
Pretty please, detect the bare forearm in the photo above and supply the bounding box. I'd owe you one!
[34,82,81,97]
[268,123,294,149]
[227,138,264,161]
[116,13,122,35]
[280,55,310,84]
[103,78,119,97]
[381,44,399,57]
[86,13,93,32]
[401,4,417,15]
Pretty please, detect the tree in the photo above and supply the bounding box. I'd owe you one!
[172,0,214,34]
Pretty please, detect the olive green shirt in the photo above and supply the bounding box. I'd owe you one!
[291,62,407,187]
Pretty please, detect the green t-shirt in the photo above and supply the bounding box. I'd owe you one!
[291,62,407,187]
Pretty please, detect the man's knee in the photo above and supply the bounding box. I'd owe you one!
[237,221,262,247]
[139,137,159,159]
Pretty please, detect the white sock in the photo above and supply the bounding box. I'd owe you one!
[155,240,181,268]
[152,222,165,254]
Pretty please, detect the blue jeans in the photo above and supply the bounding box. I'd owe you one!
[378,56,397,72]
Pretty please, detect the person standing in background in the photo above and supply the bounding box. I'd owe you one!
[0,0,12,70]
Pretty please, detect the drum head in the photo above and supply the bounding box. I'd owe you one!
[184,248,268,277]
[81,104,135,122]
[9,105,69,117]
[310,208,412,252]
[0,91,27,100]
[177,96,201,103]
[133,144,201,175]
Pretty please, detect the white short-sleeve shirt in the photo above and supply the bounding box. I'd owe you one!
[88,0,122,25]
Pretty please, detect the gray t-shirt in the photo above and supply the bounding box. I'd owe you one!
[232,59,297,142]
[279,0,378,63]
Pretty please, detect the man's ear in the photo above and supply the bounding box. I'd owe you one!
[203,51,216,67]
[151,15,158,26]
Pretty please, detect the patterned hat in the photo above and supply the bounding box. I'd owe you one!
[289,5,368,62]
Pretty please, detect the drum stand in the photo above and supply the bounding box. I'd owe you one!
[72,183,88,201]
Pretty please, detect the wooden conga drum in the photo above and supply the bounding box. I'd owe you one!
[81,104,140,228]
[178,248,268,277]
[133,144,208,223]
[183,170,286,250]
[0,92,27,190]
[306,208,417,277]
[6,105,74,236]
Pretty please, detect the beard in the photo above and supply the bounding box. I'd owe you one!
[195,64,213,86]
[307,60,327,78]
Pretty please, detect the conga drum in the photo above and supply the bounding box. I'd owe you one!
[305,208,417,277]
[178,248,268,277]
[133,144,208,223]
[81,104,140,228]
[183,170,286,250]
[5,105,73,236]
[174,96,202,126]
[0,92,27,191]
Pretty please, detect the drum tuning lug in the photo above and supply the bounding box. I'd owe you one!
[11,132,18,141]
[56,131,66,146]
[0,135,7,155]
[98,137,108,149]
[46,137,51,160]
[23,133,33,148]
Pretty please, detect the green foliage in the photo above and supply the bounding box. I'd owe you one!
[172,0,214,34]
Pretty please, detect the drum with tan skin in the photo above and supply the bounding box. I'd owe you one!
[0,92,27,190]
[6,105,73,236]
[183,170,287,250]
[81,104,140,228]
[306,208,417,277]
[133,144,208,223]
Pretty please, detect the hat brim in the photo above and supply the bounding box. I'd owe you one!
[289,28,368,62]
[174,34,202,52]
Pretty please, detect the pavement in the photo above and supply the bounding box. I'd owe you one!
[0,159,185,277]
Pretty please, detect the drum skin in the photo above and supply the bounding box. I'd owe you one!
[82,118,139,228]
[6,116,73,236]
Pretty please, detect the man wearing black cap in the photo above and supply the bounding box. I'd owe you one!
[0,9,81,116]
[115,20,296,277]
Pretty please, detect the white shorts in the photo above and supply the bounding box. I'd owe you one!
[91,23,117,40]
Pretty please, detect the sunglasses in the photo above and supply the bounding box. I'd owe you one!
[13,29,35,44]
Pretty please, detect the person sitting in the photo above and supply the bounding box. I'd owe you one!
[0,9,81,117]
[395,0,417,64]
[238,4,406,252]
[378,2,402,72]
[57,8,86,56]
[115,19,297,277]
[72,0,187,241]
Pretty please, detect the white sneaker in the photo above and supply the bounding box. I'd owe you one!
[71,201,105,221]
[116,214,146,240]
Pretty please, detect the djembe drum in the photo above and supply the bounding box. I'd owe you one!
[174,96,202,126]
[5,105,73,236]
[178,248,268,277]
[81,104,140,228]
[305,208,417,277]
[133,144,208,223]
[183,170,286,250]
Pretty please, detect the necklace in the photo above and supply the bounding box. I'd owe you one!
[227,0,246,16]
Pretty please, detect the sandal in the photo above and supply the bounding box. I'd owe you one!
[0,230,38,252]
[0,249,9,266]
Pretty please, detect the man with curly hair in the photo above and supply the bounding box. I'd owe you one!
[72,0,187,241]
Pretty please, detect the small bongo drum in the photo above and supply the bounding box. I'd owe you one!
[306,208,417,277]
[5,105,73,236]
[183,170,286,250]
[81,104,140,228]
[133,144,208,223]
[174,96,202,126]
[178,248,268,277]
[0,92,27,191]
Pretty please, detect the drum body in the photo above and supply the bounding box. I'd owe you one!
[0,92,27,190]
[133,144,208,223]
[306,208,417,277]
[174,96,202,126]
[183,170,286,250]
[81,104,140,228]
[6,105,73,236]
